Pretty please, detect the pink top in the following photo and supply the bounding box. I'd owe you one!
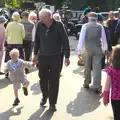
[105,66,120,100]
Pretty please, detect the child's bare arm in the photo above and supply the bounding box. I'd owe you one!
[103,74,112,106]
[23,61,35,69]
[104,74,112,91]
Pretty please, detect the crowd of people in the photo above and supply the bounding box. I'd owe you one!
[0,6,120,120]
[0,8,70,112]
[77,9,120,120]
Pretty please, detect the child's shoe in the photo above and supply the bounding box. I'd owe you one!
[5,72,9,78]
[25,68,29,74]
[13,98,20,106]
[22,85,28,96]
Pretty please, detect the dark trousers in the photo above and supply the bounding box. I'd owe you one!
[111,100,120,120]
[38,55,61,105]
[60,52,64,73]
[23,40,33,61]
[102,55,105,69]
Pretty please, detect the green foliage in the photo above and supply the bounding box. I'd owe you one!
[5,4,12,8]
[12,0,19,7]
[5,0,25,8]
[4,0,120,11]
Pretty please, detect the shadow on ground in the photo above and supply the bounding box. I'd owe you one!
[108,116,114,120]
[0,78,11,90]
[29,67,38,73]
[0,106,24,120]
[73,66,85,77]
[29,106,54,120]
[67,87,102,116]
[30,82,41,95]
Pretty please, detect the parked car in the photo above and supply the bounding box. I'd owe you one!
[70,11,119,39]
[67,10,83,38]
[69,10,83,24]
[100,12,108,20]
[114,11,119,18]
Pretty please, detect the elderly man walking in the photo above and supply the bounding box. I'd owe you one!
[77,12,108,93]
[33,9,70,111]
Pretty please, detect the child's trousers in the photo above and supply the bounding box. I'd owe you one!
[111,100,120,120]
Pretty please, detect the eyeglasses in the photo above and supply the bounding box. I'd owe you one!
[32,17,37,20]
[45,28,50,36]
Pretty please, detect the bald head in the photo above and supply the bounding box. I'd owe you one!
[109,11,114,16]
[109,11,115,20]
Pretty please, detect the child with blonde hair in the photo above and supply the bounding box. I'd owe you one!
[4,48,35,106]
[103,45,120,120]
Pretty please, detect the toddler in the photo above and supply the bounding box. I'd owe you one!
[4,48,34,106]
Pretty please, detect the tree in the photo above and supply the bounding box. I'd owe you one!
[12,0,19,7]
[41,0,64,9]
[5,0,26,8]
[4,0,120,11]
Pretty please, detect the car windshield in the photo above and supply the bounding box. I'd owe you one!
[72,11,83,18]
[100,12,108,20]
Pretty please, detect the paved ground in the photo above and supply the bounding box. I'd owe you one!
[0,37,113,120]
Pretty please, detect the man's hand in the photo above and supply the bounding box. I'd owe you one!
[32,55,38,65]
[65,58,70,67]
[78,55,82,61]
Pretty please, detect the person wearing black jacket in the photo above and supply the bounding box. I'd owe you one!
[106,11,118,46]
[97,14,112,68]
[33,9,70,111]
[115,19,120,44]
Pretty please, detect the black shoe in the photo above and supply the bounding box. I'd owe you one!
[0,72,5,75]
[22,85,28,96]
[13,98,20,106]
[5,72,9,78]
[25,68,29,74]
[49,104,57,111]
[40,98,47,106]
[83,84,89,89]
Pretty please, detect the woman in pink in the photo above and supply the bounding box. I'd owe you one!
[0,16,7,74]
[103,45,120,120]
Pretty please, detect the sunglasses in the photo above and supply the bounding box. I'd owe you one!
[45,28,50,36]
